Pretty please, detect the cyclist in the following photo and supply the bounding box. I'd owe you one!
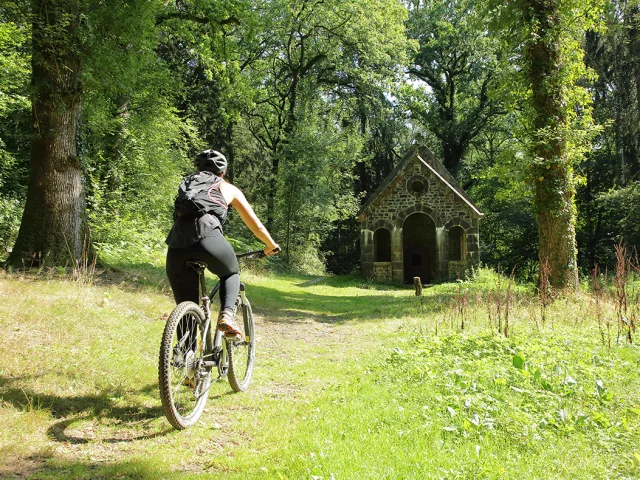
[166,149,279,337]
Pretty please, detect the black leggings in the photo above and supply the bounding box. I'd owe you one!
[166,229,239,313]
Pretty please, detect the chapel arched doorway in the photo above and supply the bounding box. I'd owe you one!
[402,213,437,284]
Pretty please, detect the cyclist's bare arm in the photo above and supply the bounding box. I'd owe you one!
[220,182,279,255]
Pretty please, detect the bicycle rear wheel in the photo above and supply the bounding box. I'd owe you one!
[227,297,256,392]
[159,301,212,429]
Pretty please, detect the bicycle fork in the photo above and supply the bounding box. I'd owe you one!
[199,294,219,371]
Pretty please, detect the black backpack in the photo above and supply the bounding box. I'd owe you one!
[173,171,222,218]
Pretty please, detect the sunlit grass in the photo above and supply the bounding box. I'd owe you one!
[1,264,639,479]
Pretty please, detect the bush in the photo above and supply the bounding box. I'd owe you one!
[0,197,22,259]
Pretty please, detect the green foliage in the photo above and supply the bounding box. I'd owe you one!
[384,330,640,477]
[156,0,259,165]
[232,0,412,270]
[94,235,167,270]
[0,197,22,257]
[81,0,198,251]
[463,265,530,293]
[597,183,640,251]
[274,98,364,273]
[403,0,510,175]
[0,20,29,114]
[243,0,410,154]
[0,16,30,256]
[468,140,539,278]
[576,1,640,268]
[83,96,190,249]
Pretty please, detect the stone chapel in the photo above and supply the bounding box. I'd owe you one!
[358,144,483,284]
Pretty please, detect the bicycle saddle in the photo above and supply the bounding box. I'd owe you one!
[185,260,208,270]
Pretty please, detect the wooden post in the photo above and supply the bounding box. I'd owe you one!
[414,277,423,296]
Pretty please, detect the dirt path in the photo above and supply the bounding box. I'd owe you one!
[257,310,340,346]
[0,273,399,478]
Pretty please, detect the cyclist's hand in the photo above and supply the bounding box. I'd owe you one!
[264,244,280,256]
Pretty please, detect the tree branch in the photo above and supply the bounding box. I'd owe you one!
[155,12,240,27]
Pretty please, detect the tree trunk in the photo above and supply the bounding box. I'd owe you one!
[534,164,578,289]
[524,0,578,290]
[265,157,279,231]
[222,123,235,183]
[8,0,90,267]
[442,140,465,177]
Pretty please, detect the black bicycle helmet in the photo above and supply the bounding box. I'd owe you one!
[195,149,227,174]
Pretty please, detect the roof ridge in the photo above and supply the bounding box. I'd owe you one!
[358,143,483,220]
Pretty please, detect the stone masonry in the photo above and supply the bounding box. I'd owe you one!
[358,144,483,283]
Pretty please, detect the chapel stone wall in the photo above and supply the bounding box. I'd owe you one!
[360,153,481,283]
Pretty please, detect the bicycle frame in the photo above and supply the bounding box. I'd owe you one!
[192,249,263,370]
[160,249,266,428]
[198,283,220,370]
[204,281,249,359]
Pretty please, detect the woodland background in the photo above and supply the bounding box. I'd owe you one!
[1,0,639,280]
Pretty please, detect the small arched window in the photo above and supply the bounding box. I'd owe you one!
[448,226,466,261]
[374,228,391,262]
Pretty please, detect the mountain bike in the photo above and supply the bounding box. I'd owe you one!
[158,250,263,430]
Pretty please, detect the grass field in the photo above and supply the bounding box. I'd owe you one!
[1,259,639,479]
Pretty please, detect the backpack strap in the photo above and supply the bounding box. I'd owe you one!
[206,177,228,210]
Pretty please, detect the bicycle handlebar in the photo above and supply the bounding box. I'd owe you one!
[236,250,265,259]
[236,248,280,260]
[236,246,280,259]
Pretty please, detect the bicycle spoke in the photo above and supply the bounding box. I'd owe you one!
[159,302,212,429]
[228,299,255,392]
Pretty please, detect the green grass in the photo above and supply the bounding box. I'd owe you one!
[0,262,639,479]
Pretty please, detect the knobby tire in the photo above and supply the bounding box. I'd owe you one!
[158,301,211,429]
[227,298,256,392]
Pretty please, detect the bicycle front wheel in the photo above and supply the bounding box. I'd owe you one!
[159,301,212,429]
[227,297,256,392]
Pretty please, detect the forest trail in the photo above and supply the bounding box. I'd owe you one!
[36,313,359,474]
[0,271,405,478]
[258,307,344,350]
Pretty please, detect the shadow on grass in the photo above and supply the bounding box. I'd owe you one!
[3,454,191,480]
[96,264,464,324]
[246,283,461,325]
[47,414,171,444]
[294,273,409,290]
[2,262,467,324]
[0,376,172,444]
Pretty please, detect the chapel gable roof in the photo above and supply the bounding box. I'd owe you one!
[358,143,484,219]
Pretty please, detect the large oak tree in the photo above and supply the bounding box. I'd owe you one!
[8,0,90,267]
[244,0,410,229]
[405,0,507,177]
